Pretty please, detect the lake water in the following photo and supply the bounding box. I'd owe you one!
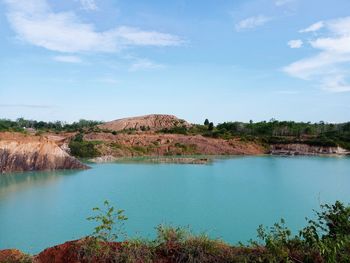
[0,156,350,254]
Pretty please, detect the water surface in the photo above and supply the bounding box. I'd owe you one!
[0,156,350,254]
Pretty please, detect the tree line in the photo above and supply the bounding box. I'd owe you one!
[0,118,102,132]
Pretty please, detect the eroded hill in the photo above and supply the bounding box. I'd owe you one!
[99,114,191,132]
[0,132,88,173]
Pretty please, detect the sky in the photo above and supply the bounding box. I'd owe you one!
[1,0,350,124]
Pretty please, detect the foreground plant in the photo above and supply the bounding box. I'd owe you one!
[75,200,350,262]
[87,200,128,242]
[79,200,128,262]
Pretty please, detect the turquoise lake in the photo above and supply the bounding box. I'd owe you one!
[0,156,350,254]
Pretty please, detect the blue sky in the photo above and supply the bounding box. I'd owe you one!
[1,0,350,124]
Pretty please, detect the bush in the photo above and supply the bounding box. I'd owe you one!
[68,134,101,158]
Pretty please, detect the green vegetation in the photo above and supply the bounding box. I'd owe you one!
[87,200,128,242]
[2,117,350,154]
[79,200,128,262]
[75,200,350,263]
[159,120,350,150]
[0,118,103,133]
[160,126,188,135]
[68,133,101,158]
[214,120,350,150]
[9,200,349,262]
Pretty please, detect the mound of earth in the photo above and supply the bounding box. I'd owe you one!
[99,114,191,132]
[0,132,88,173]
[84,133,266,157]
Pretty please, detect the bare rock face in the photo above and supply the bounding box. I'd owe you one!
[270,144,350,156]
[0,133,88,173]
[99,114,191,132]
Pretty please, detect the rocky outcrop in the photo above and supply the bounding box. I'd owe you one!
[99,114,191,131]
[0,133,88,173]
[146,157,210,164]
[89,155,118,163]
[269,144,350,156]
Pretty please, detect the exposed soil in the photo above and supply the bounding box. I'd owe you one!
[99,114,191,132]
[84,132,266,157]
[0,132,88,173]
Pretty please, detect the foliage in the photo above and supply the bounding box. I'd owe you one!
[0,118,102,133]
[27,200,350,262]
[254,219,293,262]
[87,200,128,242]
[158,119,350,150]
[68,133,101,158]
[160,126,188,135]
[215,120,350,149]
[300,201,350,262]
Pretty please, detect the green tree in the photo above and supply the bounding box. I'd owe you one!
[204,119,209,126]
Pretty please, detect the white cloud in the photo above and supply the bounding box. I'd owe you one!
[129,59,165,72]
[79,0,97,11]
[275,0,295,6]
[287,39,303,48]
[235,15,271,31]
[299,21,324,33]
[4,0,183,53]
[0,103,53,109]
[116,26,183,47]
[53,55,82,63]
[321,75,350,92]
[284,17,350,92]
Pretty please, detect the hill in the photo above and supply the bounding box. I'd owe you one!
[99,114,191,132]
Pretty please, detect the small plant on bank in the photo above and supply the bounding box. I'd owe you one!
[255,218,293,262]
[87,200,128,242]
[79,200,128,262]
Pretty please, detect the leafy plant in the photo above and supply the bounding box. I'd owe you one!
[256,218,293,262]
[87,200,128,242]
[300,201,350,262]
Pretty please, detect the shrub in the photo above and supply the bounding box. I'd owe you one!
[87,200,128,242]
[68,134,100,158]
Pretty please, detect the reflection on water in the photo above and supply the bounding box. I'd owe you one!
[0,169,83,198]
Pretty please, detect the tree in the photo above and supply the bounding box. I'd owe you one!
[208,122,214,131]
[204,119,209,126]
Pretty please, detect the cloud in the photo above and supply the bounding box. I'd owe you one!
[4,0,183,53]
[78,0,97,11]
[321,75,350,92]
[287,39,303,48]
[283,17,350,92]
[235,15,271,31]
[0,104,54,109]
[129,59,165,72]
[299,21,324,33]
[53,55,82,63]
[275,0,296,6]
